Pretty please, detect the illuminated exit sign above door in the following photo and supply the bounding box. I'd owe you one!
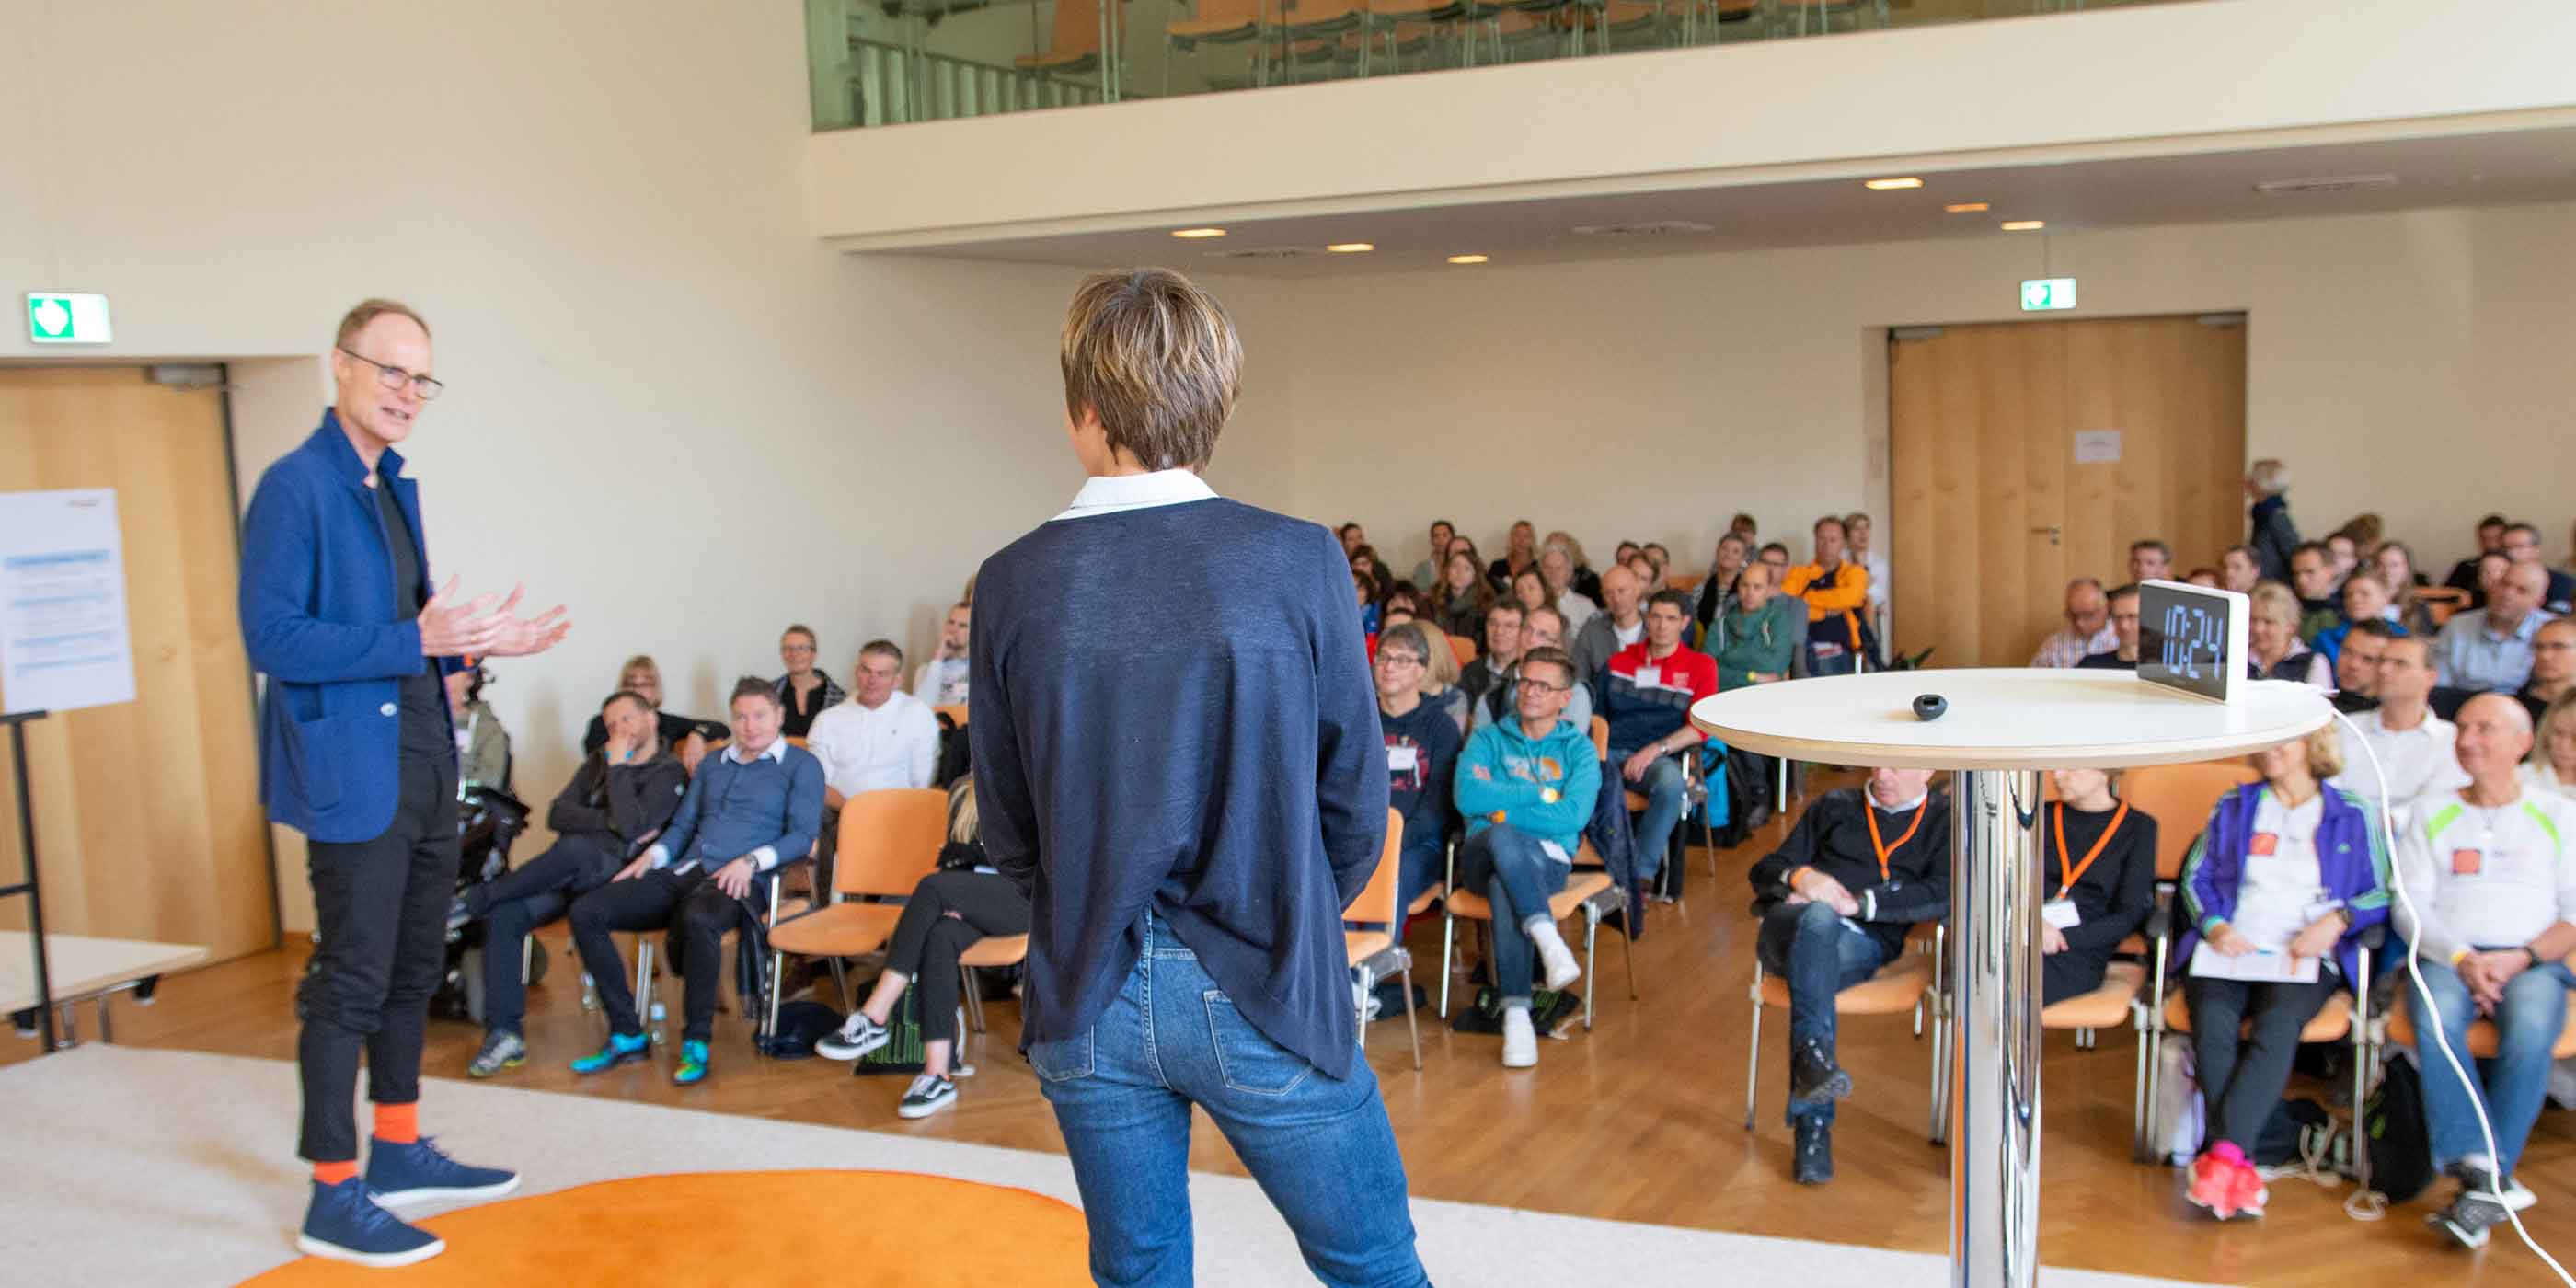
[2019,278,2076,312]
[27,293,113,344]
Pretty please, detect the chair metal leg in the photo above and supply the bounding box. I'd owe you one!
[827,956,853,1014]
[1400,963,1422,1070]
[962,966,987,1034]
[1581,907,1599,1031]
[636,940,660,1045]
[1745,961,1764,1130]
[1438,911,1457,1019]
[766,949,786,1041]
[1356,963,1374,1051]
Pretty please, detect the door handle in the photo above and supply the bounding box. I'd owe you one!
[2029,526,2062,546]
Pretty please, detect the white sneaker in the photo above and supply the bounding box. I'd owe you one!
[1526,918,1581,993]
[1501,1006,1538,1068]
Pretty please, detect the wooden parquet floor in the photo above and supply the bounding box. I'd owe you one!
[12,782,2572,1286]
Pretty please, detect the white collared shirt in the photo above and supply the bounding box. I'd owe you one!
[2329,706,2469,822]
[805,689,940,799]
[1051,468,1217,522]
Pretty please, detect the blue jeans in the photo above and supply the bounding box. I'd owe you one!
[1393,830,1445,931]
[1804,638,1857,677]
[2408,956,2576,1177]
[1608,748,1685,881]
[1456,825,1572,1005]
[1030,914,1428,1288]
[1756,901,1894,1126]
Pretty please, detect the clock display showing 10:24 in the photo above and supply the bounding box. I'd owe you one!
[2135,580,2248,704]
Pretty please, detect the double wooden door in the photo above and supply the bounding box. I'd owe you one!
[1889,315,2248,669]
[0,367,274,963]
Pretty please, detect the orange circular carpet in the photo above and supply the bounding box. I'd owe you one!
[241,1169,1091,1286]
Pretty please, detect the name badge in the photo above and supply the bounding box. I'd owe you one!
[2248,833,2279,857]
[2041,898,2081,929]
[1386,745,1420,774]
[2452,848,2483,876]
[1636,666,1661,689]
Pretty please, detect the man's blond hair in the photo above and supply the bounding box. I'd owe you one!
[1060,270,1241,472]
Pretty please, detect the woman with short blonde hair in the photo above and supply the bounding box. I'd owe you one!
[2247,582,2329,687]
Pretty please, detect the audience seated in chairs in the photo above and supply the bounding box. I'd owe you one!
[1409,518,1455,592]
[773,624,848,739]
[1472,604,1593,735]
[567,677,825,1087]
[2329,633,2467,818]
[1546,530,1603,604]
[2503,521,2576,615]
[815,778,1030,1119]
[2037,768,2156,1006]
[1570,563,1644,684]
[2526,692,2576,807]
[1693,532,1753,646]
[2129,538,2175,585]
[1846,513,1888,629]
[2291,543,2346,643]
[2442,515,2508,606]
[2437,560,2553,693]
[2185,567,2223,589]
[912,602,972,706]
[1599,590,1719,893]
[1745,766,1951,1185]
[584,652,723,773]
[1539,542,1597,634]
[1450,646,1599,1069]
[443,663,511,792]
[2311,568,2402,670]
[1350,544,1389,603]
[2374,540,2442,637]
[2221,545,2262,594]
[2248,582,2332,687]
[2033,578,2117,669]
[1757,541,1791,575]
[2392,694,2576,1248]
[1781,515,1869,676]
[2075,583,2145,671]
[2523,618,2576,726]
[451,689,688,1077]
[1338,521,1367,558]
[1409,610,1472,733]
[2173,723,2387,1220]
[1432,546,1493,642]
[806,639,940,889]
[1374,623,1461,926]
[1457,601,1524,712]
[2332,618,2398,713]
[1489,519,1538,592]
[1708,559,1797,836]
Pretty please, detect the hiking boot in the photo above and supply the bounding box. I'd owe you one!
[1788,1039,1852,1104]
[1793,1120,1834,1185]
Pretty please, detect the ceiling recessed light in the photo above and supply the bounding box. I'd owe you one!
[1446,254,1489,265]
[1864,177,1924,190]
[1326,242,1375,254]
[1999,220,2046,232]
[1170,227,1227,239]
[1944,201,1989,213]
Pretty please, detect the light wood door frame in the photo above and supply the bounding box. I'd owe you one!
[1889,314,2248,670]
[0,365,279,964]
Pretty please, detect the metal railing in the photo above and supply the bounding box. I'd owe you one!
[836,37,1110,127]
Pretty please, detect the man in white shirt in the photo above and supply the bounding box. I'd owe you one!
[806,639,940,882]
[1539,543,1597,634]
[2333,634,2469,820]
[912,602,972,706]
[2031,579,2117,668]
[2395,694,2576,1248]
[1570,562,1645,683]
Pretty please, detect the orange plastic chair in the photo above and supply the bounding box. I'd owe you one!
[1345,807,1420,1068]
[1445,634,1478,668]
[766,788,949,1010]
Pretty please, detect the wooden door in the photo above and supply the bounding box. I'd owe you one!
[0,367,275,963]
[1889,316,2246,669]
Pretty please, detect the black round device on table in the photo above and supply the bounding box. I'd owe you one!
[1913,694,1948,722]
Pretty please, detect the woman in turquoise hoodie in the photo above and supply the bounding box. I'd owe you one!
[1453,646,1603,1067]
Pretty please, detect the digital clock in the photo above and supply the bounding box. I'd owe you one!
[2135,580,2248,704]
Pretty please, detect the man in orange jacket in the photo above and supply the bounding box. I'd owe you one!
[1780,515,1872,676]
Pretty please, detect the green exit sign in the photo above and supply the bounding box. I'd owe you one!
[27,293,113,344]
[2020,278,2076,312]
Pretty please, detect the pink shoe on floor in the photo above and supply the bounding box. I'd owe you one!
[2225,1155,2269,1219]
[2186,1149,2238,1220]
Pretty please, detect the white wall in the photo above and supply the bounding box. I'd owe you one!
[1271,201,2576,588]
[0,1,1293,929]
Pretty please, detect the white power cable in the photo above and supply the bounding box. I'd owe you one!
[2326,702,2573,1282]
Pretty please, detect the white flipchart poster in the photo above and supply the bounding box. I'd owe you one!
[0,489,138,715]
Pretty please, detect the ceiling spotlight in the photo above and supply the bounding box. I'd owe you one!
[1446,254,1489,265]
[1864,177,1924,190]
[2000,220,2046,232]
[1170,227,1227,239]
[1944,201,1990,213]
[1326,242,1375,253]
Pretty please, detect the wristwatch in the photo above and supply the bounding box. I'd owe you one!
[2524,946,2545,970]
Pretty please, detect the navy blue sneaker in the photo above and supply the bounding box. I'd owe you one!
[298,1176,444,1268]
[366,1136,522,1207]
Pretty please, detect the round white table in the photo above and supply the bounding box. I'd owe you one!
[1690,668,2330,1288]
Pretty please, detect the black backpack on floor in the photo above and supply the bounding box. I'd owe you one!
[2363,1054,2436,1202]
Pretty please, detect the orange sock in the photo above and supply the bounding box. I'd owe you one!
[313,1160,359,1186]
[374,1102,419,1144]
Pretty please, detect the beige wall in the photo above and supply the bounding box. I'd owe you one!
[808,0,2576,245]
[1271,201,2576,594]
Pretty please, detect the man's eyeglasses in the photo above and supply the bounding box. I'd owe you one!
[338,347,445,401]
[1518,676,1572,694]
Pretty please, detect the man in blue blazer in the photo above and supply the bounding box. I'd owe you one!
[239,300,568,1269]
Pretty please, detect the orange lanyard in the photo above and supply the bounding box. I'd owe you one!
[1866,799,1928,882]
[2053,800,2129,895]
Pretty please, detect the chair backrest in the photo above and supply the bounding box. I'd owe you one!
[1042,0,1125,56]
[1346,808,1406,929]
[786,736,809,748]
[1586,715,1609,763]
[1189,0,1268,25]
[2415,585,2469,627]
[834,788,950,897]
[936,703,969,728]
[2121,761,2261,880]
[1446,634,1478,668]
